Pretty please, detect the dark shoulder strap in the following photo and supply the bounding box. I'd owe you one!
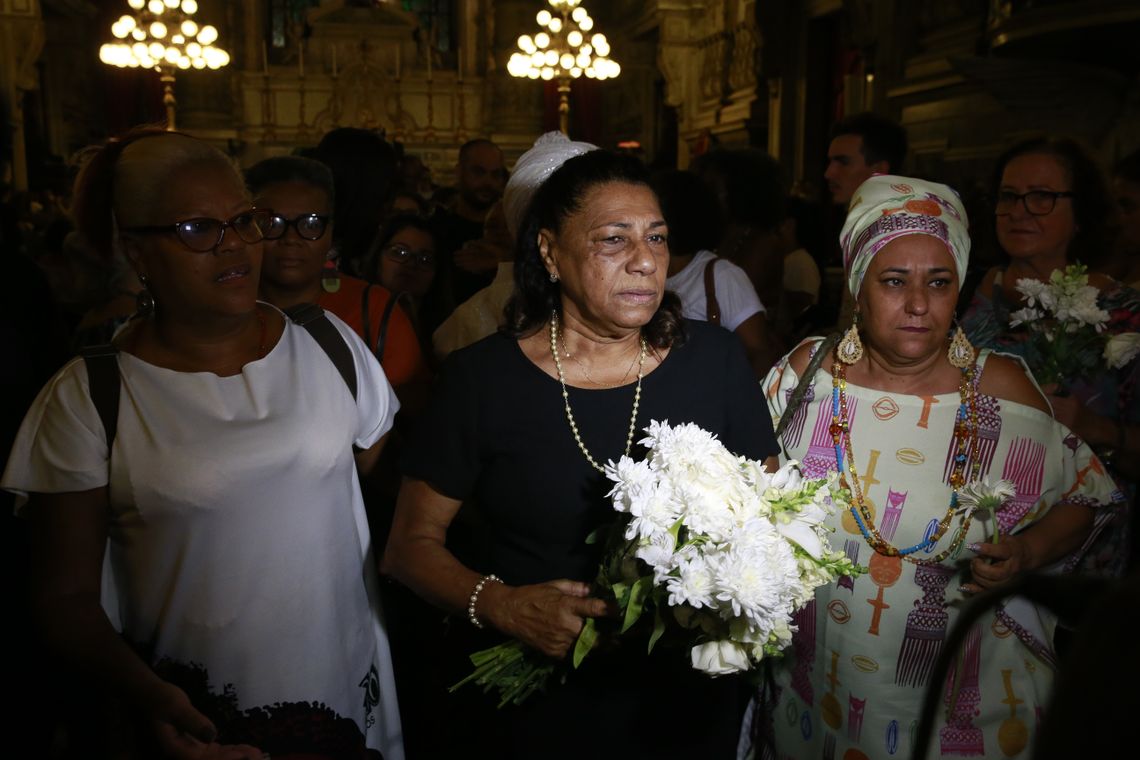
[361,284,374,351]
[703,257,722,326]
[374,291,406,364]
[775,332,840,439]
[81,344,121,451]
[283,303,358,402]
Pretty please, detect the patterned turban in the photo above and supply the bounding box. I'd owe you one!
[840,174,970,298]
[503,131,597,238]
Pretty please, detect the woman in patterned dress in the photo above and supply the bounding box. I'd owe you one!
[756,174,1122,760]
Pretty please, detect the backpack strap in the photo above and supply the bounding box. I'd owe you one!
[81,344,121,451]
[374,290,407,364]
[703,257,722,326]
[283,303,358,402]
[361,284,374,352]
[775,332,840,440]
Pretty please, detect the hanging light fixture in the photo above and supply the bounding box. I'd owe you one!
[506,0,619,135]
[99,0,231,130]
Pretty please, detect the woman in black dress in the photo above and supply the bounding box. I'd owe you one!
[383,143,779,758]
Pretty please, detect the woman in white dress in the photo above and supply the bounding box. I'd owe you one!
[2,128,403,759]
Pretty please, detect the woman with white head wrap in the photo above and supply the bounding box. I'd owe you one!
[752,174,1120,760]
[388,140,781,757]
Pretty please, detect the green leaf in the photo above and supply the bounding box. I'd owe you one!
[621,576,652,634]
[610,580,630,609]
[572,617,599,669]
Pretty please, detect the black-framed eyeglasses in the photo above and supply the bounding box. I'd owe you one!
[382,244,436,270]
[995,190,1075,216]
[122,209,274,252]
[261,213,332,241]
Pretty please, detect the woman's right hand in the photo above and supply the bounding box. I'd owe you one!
[480,579,610,659]
[148,681,265,760]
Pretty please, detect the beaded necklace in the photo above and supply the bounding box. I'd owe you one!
[549,312,647,474]
[830,354,981,564]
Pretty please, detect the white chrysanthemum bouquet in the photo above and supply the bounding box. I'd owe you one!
[1008,264,1115,386]
[452,420,861,706]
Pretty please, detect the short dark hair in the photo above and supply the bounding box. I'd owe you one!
[992,136,1114,266]
[245,155,335,205]
[504,150,685,349]
[830,112,908,172]
[650,169,722,257]
[365,211,436,281]
[458,138,501,165]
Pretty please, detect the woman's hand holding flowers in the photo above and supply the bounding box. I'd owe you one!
[481,579,610,659]
[961,536,1033,594]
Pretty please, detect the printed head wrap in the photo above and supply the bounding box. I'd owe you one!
[503,131,597,238]
[840,174,970,298]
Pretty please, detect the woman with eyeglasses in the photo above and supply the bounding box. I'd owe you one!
[246,156,429,402]
[369,213,442,353]
[960,137,1140,574]
[1,129,404,759]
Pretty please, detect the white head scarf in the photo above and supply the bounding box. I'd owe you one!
[503,131,597,239]
[839,174,970,298]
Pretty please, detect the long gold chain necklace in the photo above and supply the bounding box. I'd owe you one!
[830,355,981,564]
[549,311,647,474]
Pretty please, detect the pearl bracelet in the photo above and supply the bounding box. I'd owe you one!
[467,573,502,629]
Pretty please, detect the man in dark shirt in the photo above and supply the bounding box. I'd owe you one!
[432,139,507,321]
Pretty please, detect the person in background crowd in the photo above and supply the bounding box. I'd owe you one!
[384,140,779,759]
[756,173,1120,760]
[432,138,508,316]
[654,169,780,376]
[313,127,399,277]
[247,155,429,407]
[825,112,909,328]
[824,112,908,208]
[690,148,786,321]
[776,195,824,341]
[431,200,514,360]
[960,136,1140,573]
[432,134,594,360]
[2,127,404,759]
[370,212,441,355]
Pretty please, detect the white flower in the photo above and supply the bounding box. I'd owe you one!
[1014,278,1048,307]
[674,480,737,542]
[690,639,752,675]
[957,477,1016,544]
[634,531,678,576]
[605,456,656,514]
[710,524,802,639]
[665,553,718,609]
[1068,302,1110,330]
[1105,333,1140,369]
[957,477,1016,512]
[1009,307,1042,328]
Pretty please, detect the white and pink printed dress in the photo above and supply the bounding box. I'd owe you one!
[756,339,1122,760]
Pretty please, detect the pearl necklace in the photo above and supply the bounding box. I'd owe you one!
[549,311,647,474]
[830,354,981,564]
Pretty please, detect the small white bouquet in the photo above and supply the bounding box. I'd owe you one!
[452,420,861,706]
[1008,264,1113,386]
